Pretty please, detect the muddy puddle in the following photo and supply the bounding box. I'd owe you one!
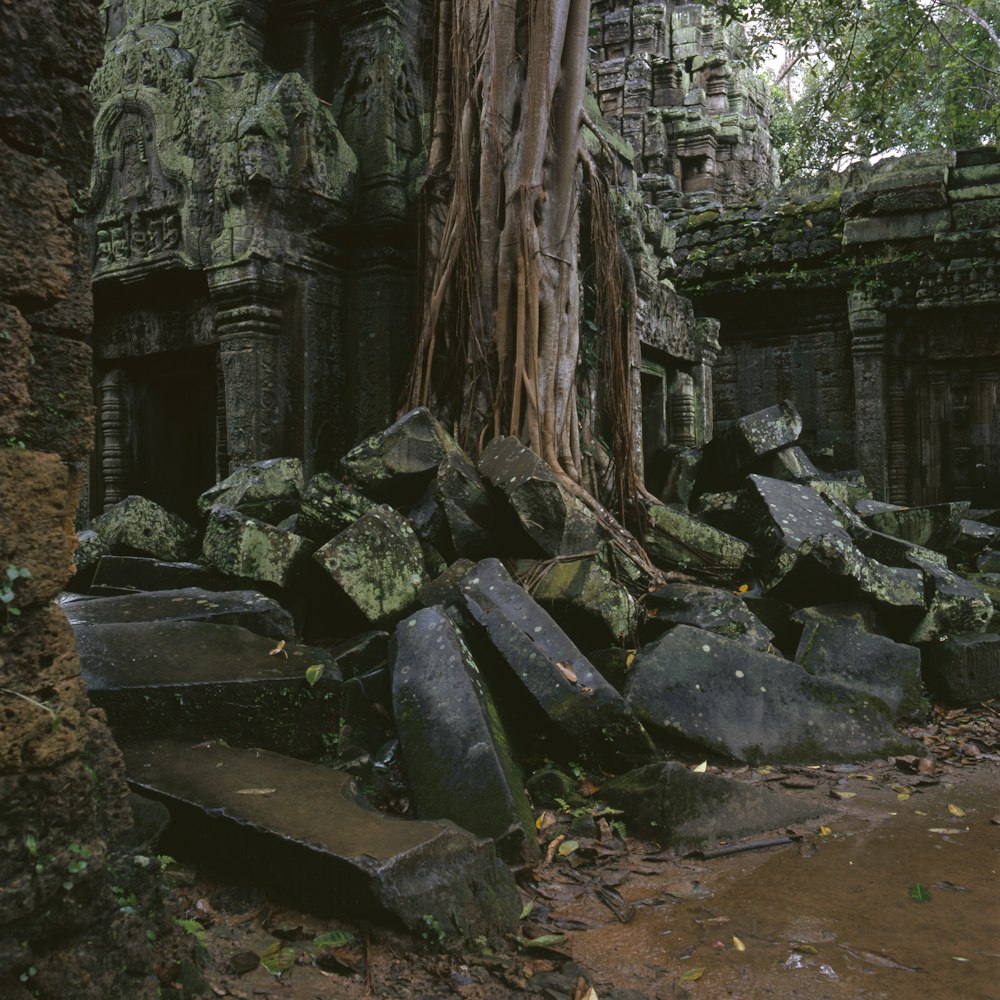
[554,761,1000,999]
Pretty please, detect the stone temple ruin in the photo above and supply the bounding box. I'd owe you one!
[81,0,1000,521]
[4,0,1000,996]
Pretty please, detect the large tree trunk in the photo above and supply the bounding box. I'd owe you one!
[407,0,640,515]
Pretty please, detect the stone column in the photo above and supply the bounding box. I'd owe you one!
[208,258,285,473]
[887,370,909,503]
[848,291,889,499]
[669,371,697,447]
[98,368,129,510]
[693,317,720,445]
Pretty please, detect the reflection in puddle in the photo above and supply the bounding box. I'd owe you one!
[558,763,1000,999]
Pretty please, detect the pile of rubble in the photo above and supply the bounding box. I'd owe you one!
[66,402,1000,944]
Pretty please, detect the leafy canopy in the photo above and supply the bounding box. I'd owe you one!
[719,0,1000,174]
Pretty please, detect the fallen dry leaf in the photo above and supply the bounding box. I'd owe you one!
[235,788,276,796]
[947,803,967,817]
[556,662,578,684]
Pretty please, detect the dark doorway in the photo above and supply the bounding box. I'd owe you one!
[127,349,219,521]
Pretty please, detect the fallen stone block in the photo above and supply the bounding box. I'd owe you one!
[861,501,969,551]
[314,506,426,625]
[460,559,654,768]
[88,555,233,594]
[645,502,749,578]
[392,606,538,864]
[76,620,339,757]
[296,472,377,544]
[907,557,993,643]
[340,407,462,504]
[766,533,926,615]
[124,740,521,945]
[73,529,107,577]
[753,444,820,483]
[418,558,477,610]
[849,522,948,570]
[197,458,304,523]
[520,550,638,648]
[699,401,803,490]
[950,519,999,559]
[601,762,824,850]
[326,630,390,680]
[978,549,1000,573]
[737,475,851,579]
[429,451,497,560]
[795,620,927,721]
[921,632,1000,704]
[202,507,314,588]
[60,587,294,641]
[478,437,603,556]
[90,495,198,562]
[646,583,773,652]
[625,624,919,764]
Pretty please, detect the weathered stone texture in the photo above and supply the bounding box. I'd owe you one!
[0,0,154,992]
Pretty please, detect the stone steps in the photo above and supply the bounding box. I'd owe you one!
[73,617,340,758]
[123,739,519,943]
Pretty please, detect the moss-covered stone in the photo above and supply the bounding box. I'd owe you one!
[202,507,313,588]
[197,458,304,523]
[392,606,539,864]
[313,506,426,625]
[91,495,198,562]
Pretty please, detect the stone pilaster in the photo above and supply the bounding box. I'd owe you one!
[669,371,697,447]
[849,292,889,499]
[208,258,285,472]
[98,369,129,511]
[693,316,720,445]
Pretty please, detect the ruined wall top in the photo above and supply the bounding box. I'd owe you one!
[670,146,1000,317]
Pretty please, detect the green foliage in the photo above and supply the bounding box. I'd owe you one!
[420,913,446,946]
[725,0,1000,173]
[1,563,30,633]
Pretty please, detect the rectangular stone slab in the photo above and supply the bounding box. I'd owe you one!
[74,619,340,757]
[460,558,654,768]
[123,739,520,944]
[60,587,294,640]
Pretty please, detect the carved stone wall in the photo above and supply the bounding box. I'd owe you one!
[85,0,431,516]
[671,147,1000,504]
[0,2,156,995]
[590,1,778,209]
[84,0,719,511]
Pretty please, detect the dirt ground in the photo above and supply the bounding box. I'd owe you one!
[153,703,1000,1000]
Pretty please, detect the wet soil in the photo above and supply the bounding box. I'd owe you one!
[156,708,1000,1000]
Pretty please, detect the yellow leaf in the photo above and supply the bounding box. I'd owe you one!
[831,790,856,800]
[795,944,818,955]
[948,803,966,817]
[535,810,557,831]
[732,935,746,952]
[693,761,708,773]
[738,584,749,593]
[897,792,910,801]
[235,787,276,796]
[269,640,287,659]
[625,651,636,668]
[556,662,577,684]
[558,839,580,857]
[819,825,831,836]
[929,827,965,834]
[679,968,705,982]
